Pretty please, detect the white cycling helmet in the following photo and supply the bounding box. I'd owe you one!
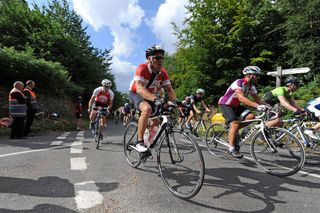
[101,79,112,87]
[242,66,262,75]
[196,88,205,94]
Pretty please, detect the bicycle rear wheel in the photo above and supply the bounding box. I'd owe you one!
[123,122,141,168]
[158,129,205,199]
[251,127,305,176]
[205,124,229,156]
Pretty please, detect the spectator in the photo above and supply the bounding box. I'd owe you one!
[75,95,83,131]
[23,80,39,136]
[9,81,27,139]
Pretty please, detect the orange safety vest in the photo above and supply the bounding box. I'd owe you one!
[9,88,27,117]
[23,87,39,109]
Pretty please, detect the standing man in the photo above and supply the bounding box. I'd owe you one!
[9,81,27,139]
[23,80,39,136]
[75,95,83,131]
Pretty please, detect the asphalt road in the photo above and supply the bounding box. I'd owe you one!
[0,122,319,213]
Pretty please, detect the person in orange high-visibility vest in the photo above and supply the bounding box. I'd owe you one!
[9,81,27,139]
[23,80,39,136]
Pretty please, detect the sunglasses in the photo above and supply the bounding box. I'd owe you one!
[153,56,164,61]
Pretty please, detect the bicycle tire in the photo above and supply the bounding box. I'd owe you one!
[290,128,320,165]
[300,134,320,165]
[250,127,305,176]
[123,122,141,168]
[96,123,102,149]
[158,129,205,199]
[194,121,207,142]
[205,123,229,156]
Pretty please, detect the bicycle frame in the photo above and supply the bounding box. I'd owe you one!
[212,111,279,152]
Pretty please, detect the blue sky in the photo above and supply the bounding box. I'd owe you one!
[27,0,189,92]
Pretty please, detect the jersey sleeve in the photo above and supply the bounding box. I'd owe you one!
[250,85,258,94]
[92,87,100,96]
[133,64,147,82]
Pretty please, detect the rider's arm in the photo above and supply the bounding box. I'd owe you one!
[163,84,177,102]
[136,80,158,101]
[251,94,269,105]
[278,96,300,112]
[88,95,95,111]
[288,98,302,110]
[201,100,211,112]
[235,89,259,108]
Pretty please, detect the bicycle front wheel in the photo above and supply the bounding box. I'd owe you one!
[158,129,205,199]
[123,122,141,168]
[251,127,305,176]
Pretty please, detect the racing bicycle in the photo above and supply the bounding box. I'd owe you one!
[123,102,205,199]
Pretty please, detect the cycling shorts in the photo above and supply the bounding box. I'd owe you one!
[220,104,251,123]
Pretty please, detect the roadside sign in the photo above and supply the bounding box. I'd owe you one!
[267,67,310,76]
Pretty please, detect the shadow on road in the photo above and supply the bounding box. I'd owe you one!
[0,204,78,213]
[185,166,319,212]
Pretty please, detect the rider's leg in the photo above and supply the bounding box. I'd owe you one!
[229,120,240,150]
[138,101,152,144]
[186,110,194,128]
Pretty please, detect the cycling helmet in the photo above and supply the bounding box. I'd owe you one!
[145,45,165,59]
[196,88,205,94]
[124,103,129,107]
[101,79,112,87]
[242,66,262,75]
[77,96,82,101]
[284,76,300,85]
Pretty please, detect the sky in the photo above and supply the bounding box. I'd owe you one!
[27,0,190,92]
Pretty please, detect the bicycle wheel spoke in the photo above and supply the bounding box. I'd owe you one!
[251,128,305,176]
[158,130,204,199]
[205,124,229,156]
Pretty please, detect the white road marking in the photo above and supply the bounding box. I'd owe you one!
[0,145,72,158]
[70,157,87,170]
[50,140,63,146]
[76,136,84,140]
[74,181,103,210]
[57,136,66,140]
[70,141,83,154]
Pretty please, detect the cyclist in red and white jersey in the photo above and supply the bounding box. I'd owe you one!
[88,79,114,130]
[218,66,268,158]
[128,45,180,153]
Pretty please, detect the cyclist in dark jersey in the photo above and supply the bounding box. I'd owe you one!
[185,89,211,129]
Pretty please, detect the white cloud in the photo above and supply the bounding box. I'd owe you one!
[71,0,144,57]
[111,57,136,91]
[147,0,189,54]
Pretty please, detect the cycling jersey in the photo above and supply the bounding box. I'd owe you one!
[218,78,257,108]
[190,94,203,104]
[129,63,171,94]
[263,86,291,106]
[92,87,114,105]
[306,97,320,117]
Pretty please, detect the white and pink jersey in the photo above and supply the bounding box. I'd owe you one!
[218,78,257,108]
[129,63,171,94]
[92,87,114,105]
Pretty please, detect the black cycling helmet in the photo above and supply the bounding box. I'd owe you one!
[284,76,300,85]
[145,45,165,59]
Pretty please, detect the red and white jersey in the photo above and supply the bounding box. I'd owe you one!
[129,63,171,94]
[92,87,114,104]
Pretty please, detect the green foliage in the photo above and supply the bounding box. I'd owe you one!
[0,46,78,96]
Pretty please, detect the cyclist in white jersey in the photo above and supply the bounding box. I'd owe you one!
[218,66,268,158]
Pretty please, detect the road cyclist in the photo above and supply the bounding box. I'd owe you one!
[88,79,114,147]
[217,66,270,158]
